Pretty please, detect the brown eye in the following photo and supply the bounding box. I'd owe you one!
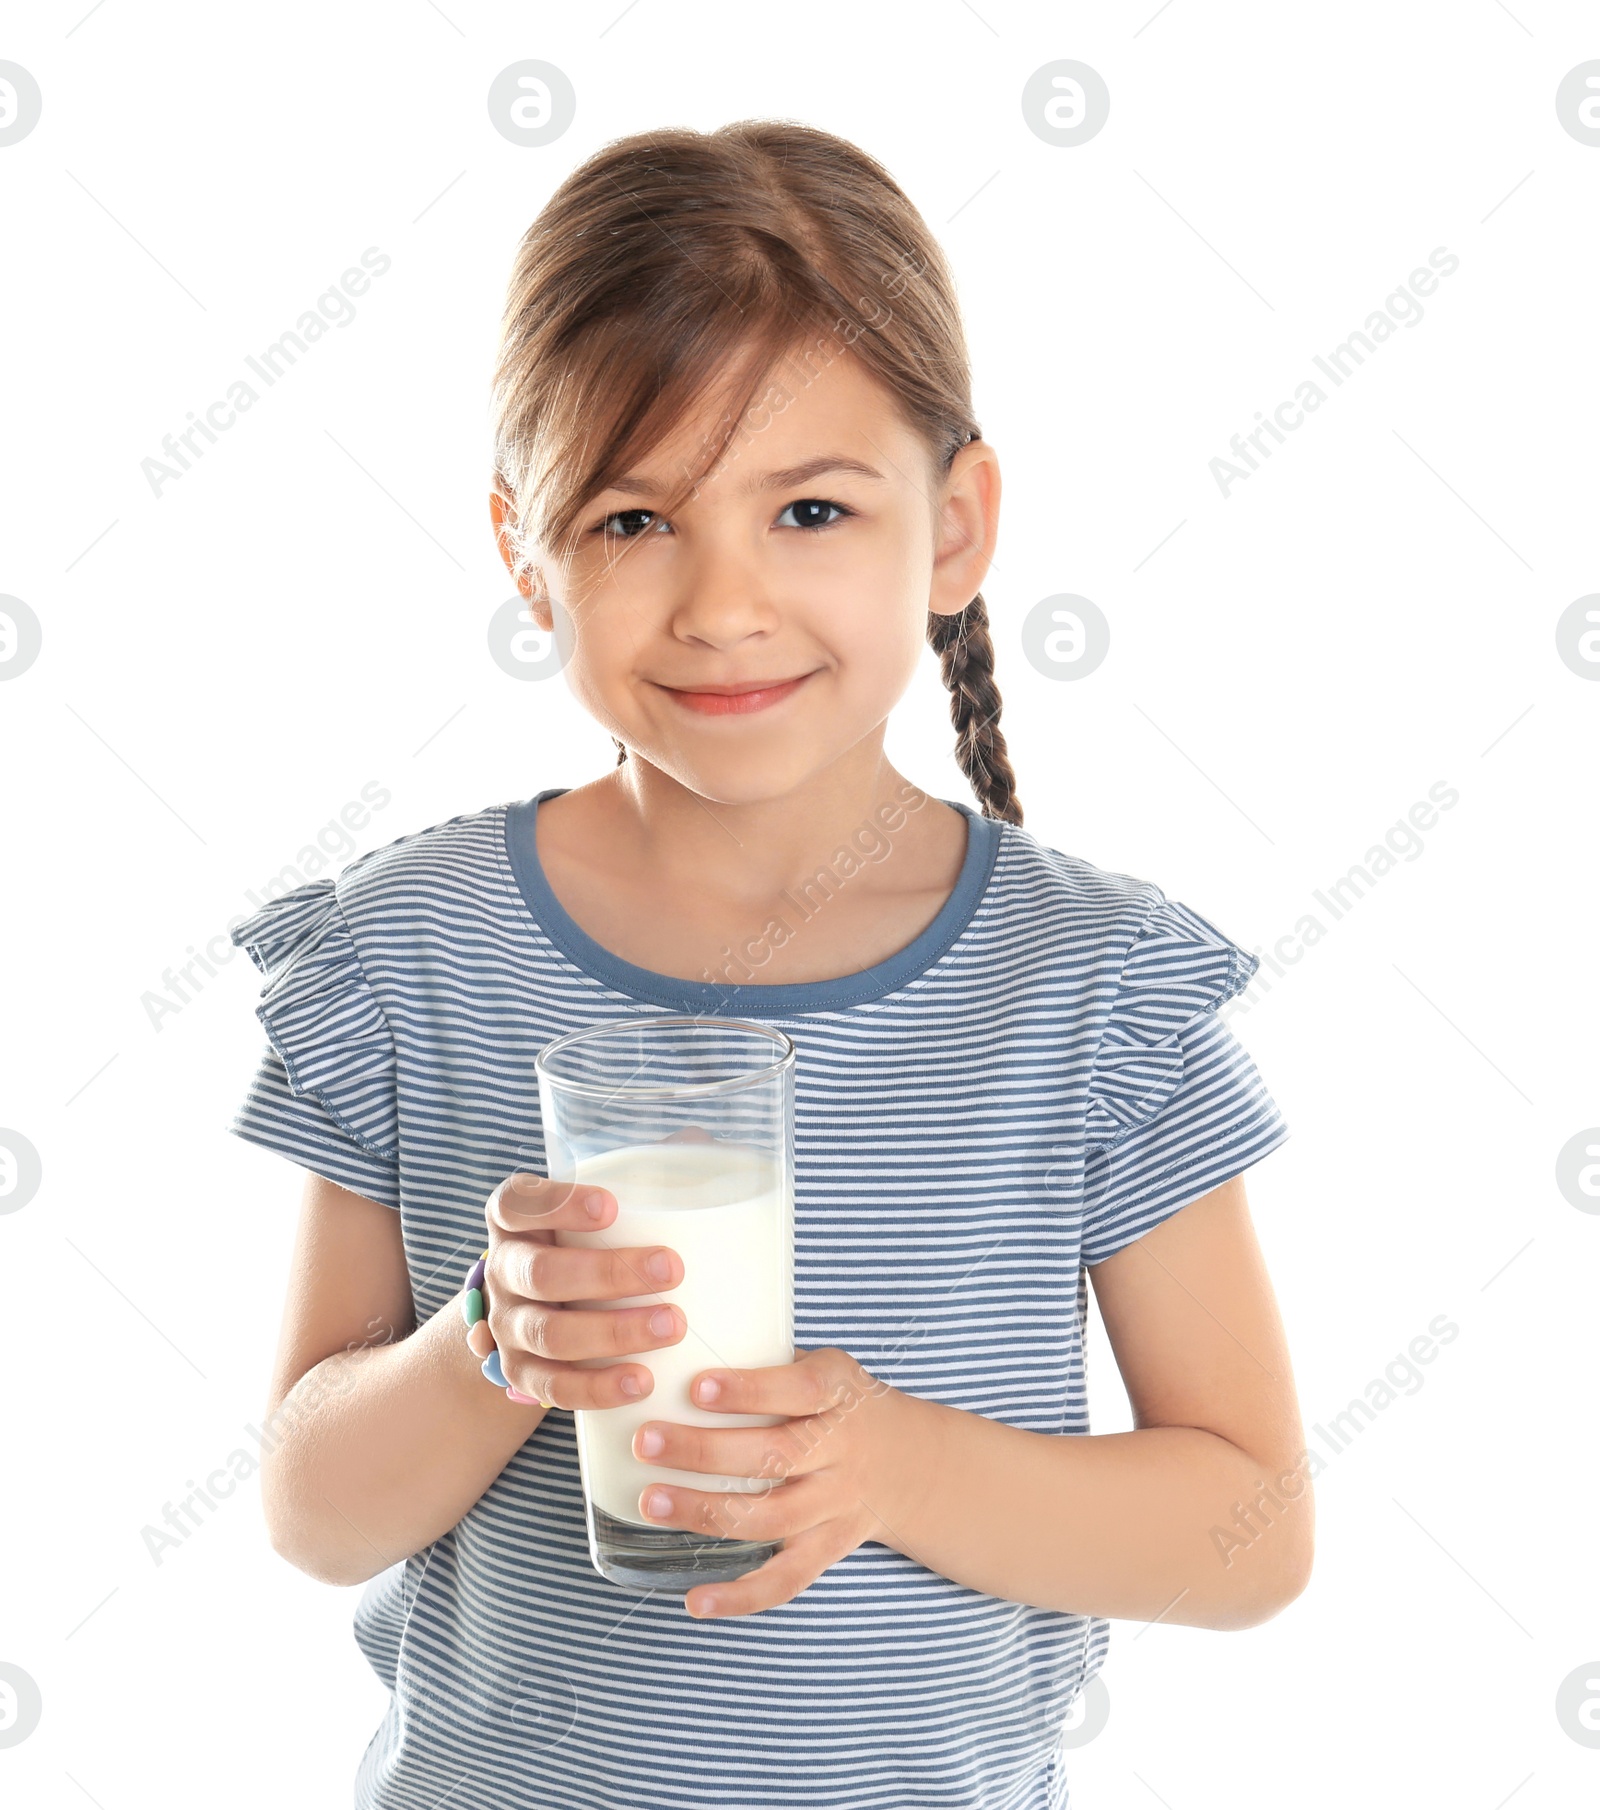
[779,498,852,531]
[595,508,662,539]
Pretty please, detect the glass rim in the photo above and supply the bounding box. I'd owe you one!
[535,1014,796,1103]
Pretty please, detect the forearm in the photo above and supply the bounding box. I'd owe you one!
[879,1394,1314,1629]
[261,1293,543,1586]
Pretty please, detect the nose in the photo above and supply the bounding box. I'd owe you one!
[667,536,781,651]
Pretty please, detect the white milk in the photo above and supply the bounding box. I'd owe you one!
[555,1138,794,1528]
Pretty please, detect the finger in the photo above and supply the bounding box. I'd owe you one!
[499,1344,661,1413]
[632,1417,817,1485]
[638,1472,822,1545]
[496,1235,682,1306]
[499,1296,687,1366]
[689,1346,880,1420]
[683,1520,845,1620]
[485,1171,614,1236]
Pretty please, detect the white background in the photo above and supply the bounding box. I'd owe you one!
[2,2,1596,1805]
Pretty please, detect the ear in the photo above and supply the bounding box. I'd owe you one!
[489,488,554,632]
[928,439,1001,619]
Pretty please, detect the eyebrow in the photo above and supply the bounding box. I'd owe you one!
[600,455,889,501]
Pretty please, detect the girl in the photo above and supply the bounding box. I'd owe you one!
[228,120,1311,1810]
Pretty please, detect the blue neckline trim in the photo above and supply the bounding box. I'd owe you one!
[503,788,1001,1016]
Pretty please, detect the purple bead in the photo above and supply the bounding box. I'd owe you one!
[467,1256,486,1293]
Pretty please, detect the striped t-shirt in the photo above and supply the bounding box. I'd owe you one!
[226,786,1290,1810]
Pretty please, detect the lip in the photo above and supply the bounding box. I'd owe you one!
[658,671,818,716]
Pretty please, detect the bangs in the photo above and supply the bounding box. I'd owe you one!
[548,316,884,558]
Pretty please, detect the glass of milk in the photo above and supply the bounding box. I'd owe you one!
[535,1015,796,1594]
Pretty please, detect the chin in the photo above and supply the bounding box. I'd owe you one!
[644,743,833,809]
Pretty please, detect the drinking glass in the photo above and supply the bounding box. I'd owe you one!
[535,1015,796,1593]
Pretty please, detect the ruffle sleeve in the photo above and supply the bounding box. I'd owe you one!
[225,878,402,1210]
[1081,894,1288,1265]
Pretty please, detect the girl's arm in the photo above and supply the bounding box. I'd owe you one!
[880,1174,1314,1629]
[257,1173,544,1586]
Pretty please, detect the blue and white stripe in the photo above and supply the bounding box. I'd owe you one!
[227,787,1289,1810]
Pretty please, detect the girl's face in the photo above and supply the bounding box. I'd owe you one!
[496,345,1000,808]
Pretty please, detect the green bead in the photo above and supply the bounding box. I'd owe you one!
[462,1286,485,1327]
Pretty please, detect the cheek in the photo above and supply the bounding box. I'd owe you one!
[547,607,634,730]
[555,590,644,685]
[810,542,929,660]
[839,626,924,704]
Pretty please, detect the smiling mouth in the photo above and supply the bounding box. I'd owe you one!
[658,672,819,716]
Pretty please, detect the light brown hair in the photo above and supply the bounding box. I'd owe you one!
[489,119,1022,824]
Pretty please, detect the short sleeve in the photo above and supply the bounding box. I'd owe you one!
[1081,894,1289,1266]
[225,878,402,1211]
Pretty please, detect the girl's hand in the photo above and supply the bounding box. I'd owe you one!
[477,1171,686,1408]
[630,1345,948,1620]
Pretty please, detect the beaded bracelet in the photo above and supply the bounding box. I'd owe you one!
[462,1247,545,1407]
